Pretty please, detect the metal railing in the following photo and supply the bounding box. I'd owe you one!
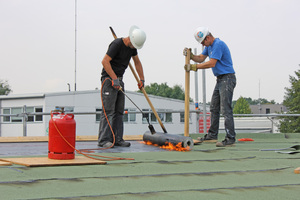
[1,107,299,137]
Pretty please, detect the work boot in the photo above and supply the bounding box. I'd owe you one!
[115,140,131,147]
[98,141,114,148]
[216,138,235,147]
[197,134,218,143]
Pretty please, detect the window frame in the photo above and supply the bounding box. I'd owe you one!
[124,108,136,123]
[142,109,173,124]
[2,106,43,123]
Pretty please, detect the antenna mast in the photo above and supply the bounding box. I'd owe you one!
[74,0,77,91]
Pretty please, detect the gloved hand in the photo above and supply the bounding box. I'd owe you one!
[112,78,121,90]
[184,64,197,71]
[183,47,194,60]
[138,80,145,90]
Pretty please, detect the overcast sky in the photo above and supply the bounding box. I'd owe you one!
[1,0,299,104]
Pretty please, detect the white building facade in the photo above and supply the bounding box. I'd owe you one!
[0,90,200,137]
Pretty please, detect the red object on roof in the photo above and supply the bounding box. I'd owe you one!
[238,138,254,142]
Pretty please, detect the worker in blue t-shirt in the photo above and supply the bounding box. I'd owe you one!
[183,27,237,147]
[98,26,146,148]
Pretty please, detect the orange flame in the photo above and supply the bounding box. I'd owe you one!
[142,141,191,152]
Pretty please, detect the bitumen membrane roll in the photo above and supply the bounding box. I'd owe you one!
[143,131,194,149]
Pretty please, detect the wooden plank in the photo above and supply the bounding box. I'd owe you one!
[76,135,97,141]
[0,156,106,167]
[0,160,12,166]
[0,135,143,143]
[0,136,49,143]
[124,135,143,141]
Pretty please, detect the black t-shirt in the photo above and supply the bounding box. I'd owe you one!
[101,38,137,78]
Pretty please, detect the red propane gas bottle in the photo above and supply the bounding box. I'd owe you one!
[48,111,76,160]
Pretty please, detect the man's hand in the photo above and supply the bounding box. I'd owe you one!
[112,79,121,90]
[138,80,145,90]
[184,64,197,71]
[183,47,194,60]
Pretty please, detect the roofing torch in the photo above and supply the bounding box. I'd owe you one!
[119,87,156,135]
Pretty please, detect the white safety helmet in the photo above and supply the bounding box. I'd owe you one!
[129,25,146,49]
[194,27,209,43]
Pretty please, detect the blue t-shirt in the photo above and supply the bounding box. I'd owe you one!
[202,38,235,77]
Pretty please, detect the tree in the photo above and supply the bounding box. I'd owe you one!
[279,68,300,133]
[232,97,276,108]
[0,80,12,95]
[138,82,193,102]
[233,96,252,114]
[251,98,276,105]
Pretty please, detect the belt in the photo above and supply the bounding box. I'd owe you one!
[101,76,123,81]
[217,73,234,79]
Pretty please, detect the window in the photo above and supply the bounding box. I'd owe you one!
[27,107,34,122]
[266,108,270,114]
[142,109,158,123]
[96,108,102,122]
[27,107,43,122]
[2,107,43,123]
[129,109,136,122]
[143,109,173,123]
[165,113,172,123]
[151,113,156,122]
[124,109,128,122]
[142,109,149,124]
[35,108,43,121]
[159,110,173,123]
[124,108,136,123]
[55,106,74,112]
[11,108,22,122]
[180,113,184,123]
[180,112,191,123]
[3,108,10,122]
[158,113,164,121]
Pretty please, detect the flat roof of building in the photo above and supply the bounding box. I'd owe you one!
[1,133,300,199]
[0,89,187,103]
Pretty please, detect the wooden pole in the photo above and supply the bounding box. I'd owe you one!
[129,64,167,133]
[184,49,191,137]
[109,27,167,133]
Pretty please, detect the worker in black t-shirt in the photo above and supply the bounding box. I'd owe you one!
[98,26,146,148]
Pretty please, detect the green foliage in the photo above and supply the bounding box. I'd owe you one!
[233,96,252,114]
[279,68,300,133]
[138,82,193,102]
[0,80,12,95]
[232,97,276,108]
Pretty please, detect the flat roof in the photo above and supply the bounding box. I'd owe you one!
[0,89,188,104]
[0,93,45,100]
[1,133,300,199]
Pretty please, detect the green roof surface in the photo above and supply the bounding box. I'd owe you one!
[1,133,300,199]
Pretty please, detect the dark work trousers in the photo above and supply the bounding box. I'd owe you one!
[208,73,236,140]
[98,78,125,146]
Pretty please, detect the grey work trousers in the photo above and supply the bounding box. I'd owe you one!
[208,73,236,139]
[98,78,125,145]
